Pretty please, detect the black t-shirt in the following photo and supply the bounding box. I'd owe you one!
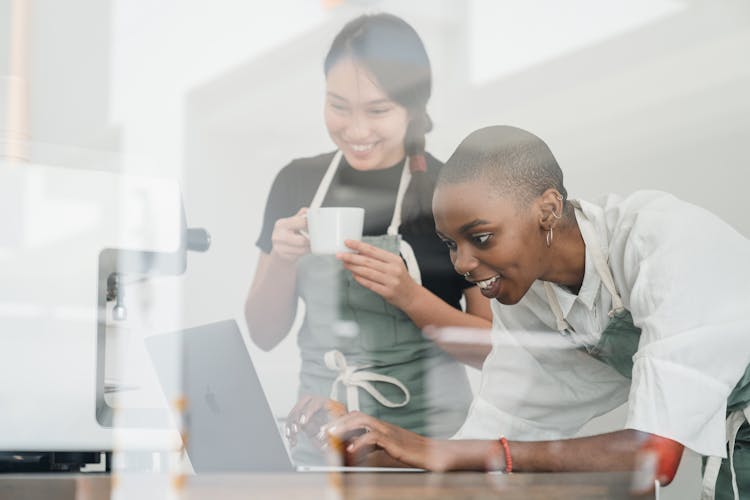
[255,151,471,310]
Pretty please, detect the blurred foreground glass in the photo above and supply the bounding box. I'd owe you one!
[0,142,207,494]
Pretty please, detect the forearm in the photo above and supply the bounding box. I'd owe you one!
[245,252,300,350]
[444,430,645,473]
[422,325,491,369]
[401,286,491,330]
[440,440,497,471]
[511,430,644,472]
[332,413,678,481]
[401,287,491,367]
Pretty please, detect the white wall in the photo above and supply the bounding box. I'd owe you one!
[6,0,749,496]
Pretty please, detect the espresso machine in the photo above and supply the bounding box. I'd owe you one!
[0,159,210,471]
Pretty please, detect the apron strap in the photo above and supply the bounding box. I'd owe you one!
[571,203,625,317]
[399,239,422,286]
[701,407,748,500]
[388,158,422,284]
[324,350,411,412]
[309,151,342,210]
[544,203,626,333]
[543,281,572,332]
[387,158,412,236]
[702,455,721,500]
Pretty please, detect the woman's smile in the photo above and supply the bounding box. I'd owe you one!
[474,275,502,298]
[344,140,380,159]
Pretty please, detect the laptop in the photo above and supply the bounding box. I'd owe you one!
[145,319,421,473]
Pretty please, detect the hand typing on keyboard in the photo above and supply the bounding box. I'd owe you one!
[285,395,346,449]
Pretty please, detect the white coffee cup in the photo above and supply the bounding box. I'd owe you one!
[306,207,364,254]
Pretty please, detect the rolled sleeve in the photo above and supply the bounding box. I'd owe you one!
[627,354,733,457]
[608,193,750,457]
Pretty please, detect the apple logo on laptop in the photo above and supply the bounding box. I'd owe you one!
[204,385,221,414]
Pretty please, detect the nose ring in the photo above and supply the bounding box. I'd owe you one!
[463,271,471,279]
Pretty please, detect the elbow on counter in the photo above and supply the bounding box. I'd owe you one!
[641,434,684,487]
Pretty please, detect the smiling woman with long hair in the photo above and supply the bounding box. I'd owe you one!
[244,14,492,466]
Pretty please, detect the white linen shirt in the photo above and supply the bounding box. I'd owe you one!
[453,191,750,458]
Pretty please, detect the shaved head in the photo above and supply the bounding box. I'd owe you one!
[438,126,568,208]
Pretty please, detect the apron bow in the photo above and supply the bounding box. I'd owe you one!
[324,350,410,412]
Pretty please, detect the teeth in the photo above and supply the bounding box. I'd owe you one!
[350,143,374,152]
[476,276,499,290]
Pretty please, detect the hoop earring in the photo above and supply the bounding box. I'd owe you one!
[546,228,553,247]
[551,209,561,220]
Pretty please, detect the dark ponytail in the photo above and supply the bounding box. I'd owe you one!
[405,111,433,173]
[324,13,435,228]
[402,111,436,231]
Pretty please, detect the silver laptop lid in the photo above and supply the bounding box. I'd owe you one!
[146,320,294,473]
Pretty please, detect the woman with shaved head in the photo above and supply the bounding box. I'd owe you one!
[326,125,750,499]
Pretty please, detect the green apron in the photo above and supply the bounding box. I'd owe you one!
[544,202,750,499]
[292,152,472,465]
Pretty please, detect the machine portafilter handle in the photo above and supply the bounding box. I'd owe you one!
[186,228,211,252]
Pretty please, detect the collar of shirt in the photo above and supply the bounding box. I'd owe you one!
[573,202,607,311]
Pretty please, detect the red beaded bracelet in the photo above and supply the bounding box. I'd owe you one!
[486,435,513,473]
[499,436,512,473]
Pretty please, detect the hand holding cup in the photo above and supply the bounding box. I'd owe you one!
[270,207,311,262]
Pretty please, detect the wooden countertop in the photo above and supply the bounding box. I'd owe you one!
[0,471,655,500]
